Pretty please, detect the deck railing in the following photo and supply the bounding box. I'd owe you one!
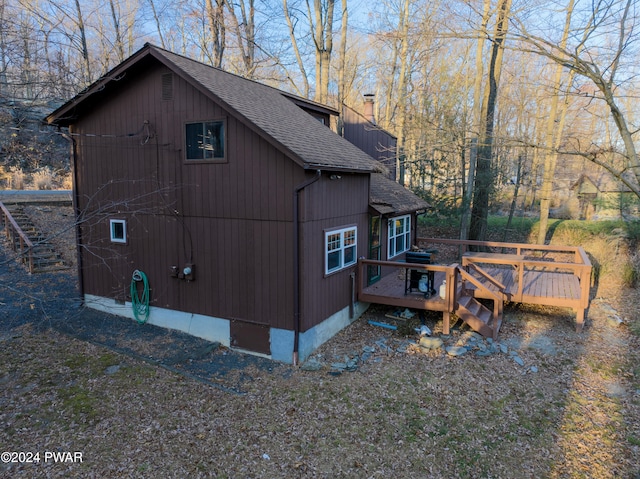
[416,237,592,316]
[0,201,34,273]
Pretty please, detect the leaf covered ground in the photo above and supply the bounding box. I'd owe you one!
[1,209,639,478]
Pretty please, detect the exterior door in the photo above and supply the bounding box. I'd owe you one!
[367,216,382,285]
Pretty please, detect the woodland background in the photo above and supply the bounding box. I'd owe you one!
[1,0,640,240]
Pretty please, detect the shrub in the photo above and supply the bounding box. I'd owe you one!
[60,172,73,190]
[622,251,640,287]
[7,166,26,189]
[31,167,55,190]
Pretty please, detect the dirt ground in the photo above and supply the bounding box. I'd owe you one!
[1,207,639,478]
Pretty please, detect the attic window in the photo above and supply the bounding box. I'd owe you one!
[161,73,173,101]
[185,120,225,161]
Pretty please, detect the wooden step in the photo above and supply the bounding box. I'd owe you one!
[456,295,496,338]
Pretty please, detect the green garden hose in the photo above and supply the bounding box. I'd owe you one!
[131,270,150,324]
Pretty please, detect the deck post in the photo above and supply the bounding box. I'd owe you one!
[575,308,585,333]
[443,266,457,335]
[442,311,450,335]
[576,263,591,332]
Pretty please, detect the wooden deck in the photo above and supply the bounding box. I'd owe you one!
[357,238,592,336]
[359,268,452,312]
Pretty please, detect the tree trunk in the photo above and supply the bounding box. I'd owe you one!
[459,139,477,241]
[460,0,490,241]
[74,0,92,84]
[394,0,411,184]
[468,0,512,242]
[308,0,335,104]
[109,0,125,62]
[206,0,225,68]
[225,0,256,78]
[537,0,574,245]
[336,0,347,135]
[149,0,166,48]
[503,154,523,244]
[283,0,310,97]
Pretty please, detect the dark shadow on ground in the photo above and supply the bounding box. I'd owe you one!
[0,244,289,394]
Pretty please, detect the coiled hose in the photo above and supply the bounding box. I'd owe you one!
[131,270,150,324]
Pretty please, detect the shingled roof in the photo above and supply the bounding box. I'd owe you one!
[46,43,384,175]
[369,174,430,215]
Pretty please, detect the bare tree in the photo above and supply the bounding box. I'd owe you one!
[225,0,256,78]
[459,0,490,241]
[109,0,125,62]
[283,0,310,96]
[148,0,166,48]
[468,0,512,242]
[72,0,92,83]
[395,0,411,185]
[335,0,347,135]
[206,0,226,68]
[308,0,335,103]
[514,0,640,200]
[536,0,574,244]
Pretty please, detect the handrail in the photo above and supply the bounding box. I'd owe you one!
[420,236,592,307]
[457,266,503,327]
[0,201,35,273]
[417,237,592,266]
[466,263,506,291]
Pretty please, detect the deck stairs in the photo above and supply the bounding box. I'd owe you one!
[2,203,70,273]
[455,266,504,340]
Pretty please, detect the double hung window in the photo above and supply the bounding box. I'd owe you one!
[325,227,357,274]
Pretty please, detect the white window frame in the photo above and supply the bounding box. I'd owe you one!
[388,215,411,259]
[325,226,357,275]
[110,219,127,244]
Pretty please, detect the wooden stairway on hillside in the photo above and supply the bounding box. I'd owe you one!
[1,203,70,273]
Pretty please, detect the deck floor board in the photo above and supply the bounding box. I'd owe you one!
[361,265,582,311]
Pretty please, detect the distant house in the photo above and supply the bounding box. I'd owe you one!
[46,44,428,363]
[571,174,639,220]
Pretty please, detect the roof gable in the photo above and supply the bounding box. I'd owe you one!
[47,44,383,175]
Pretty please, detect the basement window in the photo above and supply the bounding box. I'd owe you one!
[110,219,127,244]
[325,226,357,275]
[185,120,225,161]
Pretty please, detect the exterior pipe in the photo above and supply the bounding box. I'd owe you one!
[292,169,322,366]
[62,132,85,302]
[349,271,355,319]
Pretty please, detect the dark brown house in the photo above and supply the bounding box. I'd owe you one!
[46,44,427,363]
[342,100,398,181]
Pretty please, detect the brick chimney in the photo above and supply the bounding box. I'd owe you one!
[363,93,376,124]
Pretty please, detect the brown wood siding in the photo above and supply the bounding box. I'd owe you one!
[298,173,370,331]
[342,106,396,180]
[72,62,305,332]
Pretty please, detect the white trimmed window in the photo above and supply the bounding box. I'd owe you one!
[110,219,127,244]
[325,226,357,274]
[388,215,411,258]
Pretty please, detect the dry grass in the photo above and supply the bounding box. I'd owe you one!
[2,292,639,478]
[1,213,640,478]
